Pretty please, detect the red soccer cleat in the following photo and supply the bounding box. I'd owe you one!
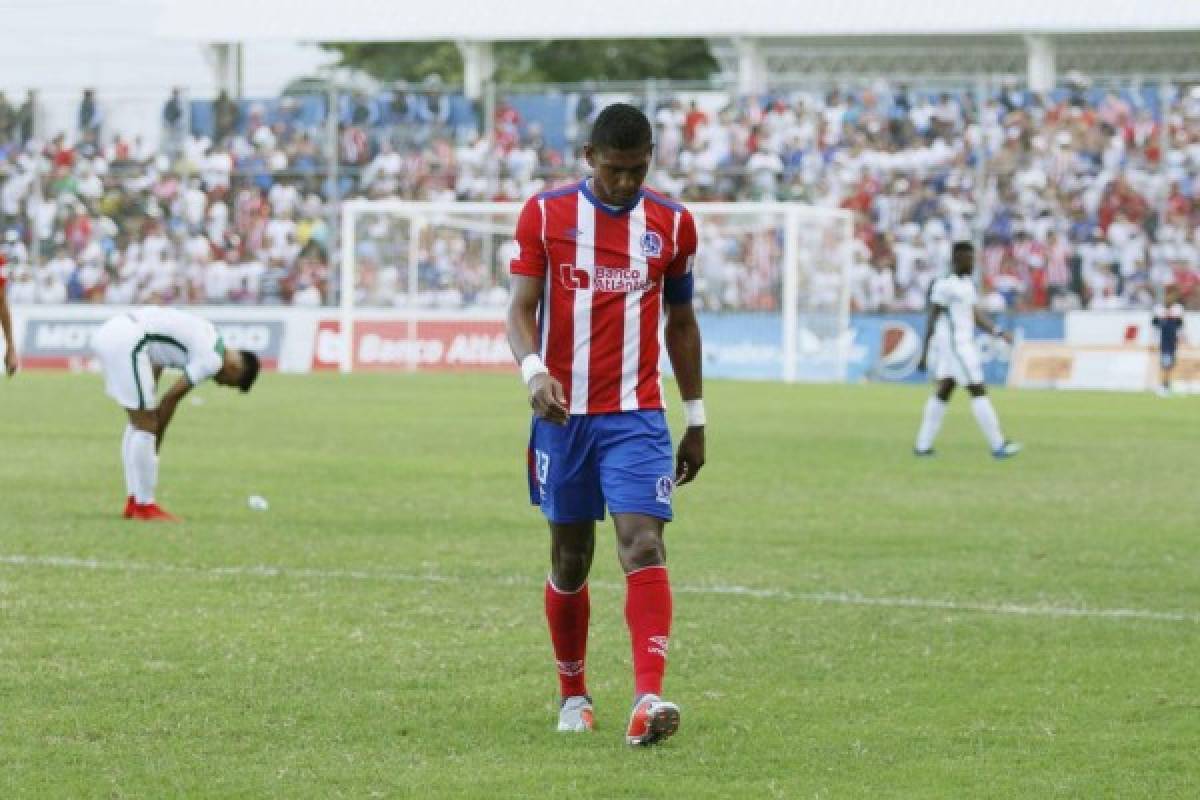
[557,696,595,733]
[123,495,136,519]
[625,694,680,746]
[131,502,181,522]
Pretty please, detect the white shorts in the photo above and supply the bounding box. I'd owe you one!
[932,337,985,386]
[92,315,158,410]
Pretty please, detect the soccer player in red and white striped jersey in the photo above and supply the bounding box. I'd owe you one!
[507,103,705,746]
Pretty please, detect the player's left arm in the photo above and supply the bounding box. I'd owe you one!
[664,210,705,486]
[0,284,16,376]
[974,307,1013,344]
[665,300,705,486]
[154,376,193,452]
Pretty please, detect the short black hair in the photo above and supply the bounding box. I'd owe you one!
[238,350,261,393]
[588,103,653,152]
[952,240,974,255]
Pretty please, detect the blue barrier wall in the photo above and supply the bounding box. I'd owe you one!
[849,313,1064,384]
[696,312,1065,384]
[696,313,784,381]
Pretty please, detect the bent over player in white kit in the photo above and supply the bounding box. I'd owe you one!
[91,307,260,520]
[1,264,18,376]
[914,241,1021,459]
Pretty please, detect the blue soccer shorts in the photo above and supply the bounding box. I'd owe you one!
[1161,352,1177,369]
[527,410,676,524]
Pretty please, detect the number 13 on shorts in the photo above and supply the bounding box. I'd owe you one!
[532,449,551,501]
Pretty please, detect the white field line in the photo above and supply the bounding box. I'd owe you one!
[1,553,1196,624]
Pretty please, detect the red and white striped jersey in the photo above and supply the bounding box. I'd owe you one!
[510,181,698,415]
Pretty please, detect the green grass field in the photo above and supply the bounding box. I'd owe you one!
[1,372,1197,798]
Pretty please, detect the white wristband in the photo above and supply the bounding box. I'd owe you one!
[683,398,706,427]
[520,353,549,387]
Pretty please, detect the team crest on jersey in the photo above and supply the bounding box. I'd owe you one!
[655,475,674,504]
[640,231,663,258]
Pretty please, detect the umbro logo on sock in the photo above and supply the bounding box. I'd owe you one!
[648,636,669,657]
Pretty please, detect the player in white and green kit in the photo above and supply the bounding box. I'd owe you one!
[91,307,261,521]
[914,242,1021,459]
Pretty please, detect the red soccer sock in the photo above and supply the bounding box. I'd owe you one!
[545,579,590,698]
[624,565,673,697]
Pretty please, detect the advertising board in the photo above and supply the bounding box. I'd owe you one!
[312,319,511,371]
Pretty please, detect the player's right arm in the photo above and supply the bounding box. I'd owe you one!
[153,376,193,452]
[508,276,567,424]
[506,197,567,425]
[917,304,940,373]
[0,278,16,376]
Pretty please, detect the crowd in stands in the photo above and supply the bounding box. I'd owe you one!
[2,79,1200,312]
[647,83,1200,314]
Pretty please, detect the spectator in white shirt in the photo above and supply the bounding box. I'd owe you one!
[867,263,897,311]
[7,268,36,304]
[36,267,67,304]
[268,180,301,218]
[202,147,233,192]
[745,145,783,199]
[204,258,232,303]
[181,179,208,230]
[45,247,76,288]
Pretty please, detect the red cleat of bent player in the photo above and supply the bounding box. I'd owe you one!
[131,503,181,522]
[123,495,136,519]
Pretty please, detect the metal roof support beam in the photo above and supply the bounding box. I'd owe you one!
[207,43,238,97]
[458,40,495,102]
[1024,34,1056,92]
[733,37,768,96]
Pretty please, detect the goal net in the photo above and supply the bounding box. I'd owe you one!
[338,199,854,381]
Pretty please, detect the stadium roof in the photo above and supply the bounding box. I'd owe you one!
[159,0,1200,42]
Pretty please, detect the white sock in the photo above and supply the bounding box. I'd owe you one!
[970,395,1006,451]
[121,424,136,497]
[915,397,947,451]
[128,430,159,505]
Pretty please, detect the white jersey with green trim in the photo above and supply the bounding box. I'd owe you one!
[929,274,977,347]
[129,307,225,386]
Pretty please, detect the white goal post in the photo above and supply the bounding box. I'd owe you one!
[339,199,854,381]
